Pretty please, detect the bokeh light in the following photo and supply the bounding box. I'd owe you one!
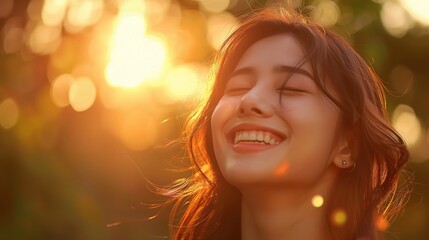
[50,74,74,107]
[41,0,68,27]
[27,23,62,54]
[64,0,104,33]
[310,0,340,27]
[161,63,207,104]
[0,0,13,19]
[198,0,230,13]
[399,0,429,25]
[311,195,324,208]
[380,0,414,37]
[392,104,422,147]
[105,9,168,88]
[0,98,19,129]
[331,209,347,227]
[69,76,97,112]
[3,27,24,54]
[376,215,389,231]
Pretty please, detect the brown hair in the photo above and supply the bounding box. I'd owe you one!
[167,9,409,240]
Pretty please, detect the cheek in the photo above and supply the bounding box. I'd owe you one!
[211,98,237,157]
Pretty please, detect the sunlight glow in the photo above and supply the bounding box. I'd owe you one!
[0,98,19,129]
[399,0,429,25]
[331,209,347,227]
[207,12,237,50]
[105,11,168,88]
[311,195,324,208]
[69,77,96,112]
[161,63,207,104]
[392,104,421,147]
[118,111,158,151]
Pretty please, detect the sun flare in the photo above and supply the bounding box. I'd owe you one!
[105,11,168,88]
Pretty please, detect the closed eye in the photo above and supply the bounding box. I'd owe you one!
[277,87,308,94]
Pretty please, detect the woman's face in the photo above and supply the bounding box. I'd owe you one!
[211,34,345,188]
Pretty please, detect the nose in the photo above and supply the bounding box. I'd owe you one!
[236,89,274,118]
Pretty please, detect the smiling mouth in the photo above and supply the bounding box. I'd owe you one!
[233,130,282,145]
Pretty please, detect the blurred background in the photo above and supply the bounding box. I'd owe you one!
[0,0,428,239]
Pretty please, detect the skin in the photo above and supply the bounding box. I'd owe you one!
[210,34,352,240]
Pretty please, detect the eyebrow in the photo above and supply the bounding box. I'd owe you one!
[229,65,314,80]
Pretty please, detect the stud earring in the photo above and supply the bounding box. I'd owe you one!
[341,160,347,168]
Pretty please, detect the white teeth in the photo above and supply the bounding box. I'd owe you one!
[233,130,281,145]
[257,132,264,141]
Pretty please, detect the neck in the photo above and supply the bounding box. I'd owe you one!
[240,172,336,240]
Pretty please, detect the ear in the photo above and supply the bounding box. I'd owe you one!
[332,134,354,169]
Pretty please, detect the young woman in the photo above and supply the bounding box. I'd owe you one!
[167,9,409,240]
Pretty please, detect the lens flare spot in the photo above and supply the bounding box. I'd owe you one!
[69,77,96,112]
[51,74,73,107]
[0,98,19,129]
[376,215,389,231]
[274,162,289,176]
[392,104,421,147]
[331,209,347,227]
[311,195,324,208]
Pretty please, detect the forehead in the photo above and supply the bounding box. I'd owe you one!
[234,34,311,73]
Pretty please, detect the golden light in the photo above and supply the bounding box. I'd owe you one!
[199,0,230,13]
[399,0,429,25]
[41,0,68,26]
[69,76,97,112]
[331,209,347,227]
[380,0,414,37]
[310,0,340,27]
[27,23,62,55]
[0,98,19,129]
[311,195,324,208]
[99,85,152,109]
[51,74,74,107]
[118,111,158,151]
[144,0,171,25]
[207,12,237,50]
[105,11,168,88]
[65,0,104,33]
[392,104,421,147]
[161,63,207,104]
